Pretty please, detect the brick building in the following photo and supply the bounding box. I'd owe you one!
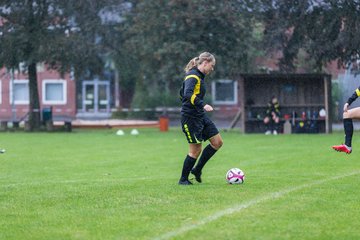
[0,66,76,122]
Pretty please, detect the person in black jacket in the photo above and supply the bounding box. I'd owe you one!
[264,96,280,135]
[332,86,360,154]
[178,52,223,185]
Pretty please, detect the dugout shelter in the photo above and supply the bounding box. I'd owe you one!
[212,73,332,133]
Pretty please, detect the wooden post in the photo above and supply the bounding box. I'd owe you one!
[229,109,242,129]
[0,121,7,131]
[324,76,330,133]
[238,77,245,133]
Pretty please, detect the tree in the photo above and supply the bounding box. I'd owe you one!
[0,0,114,130]
[120,0,261,108]
[259,0,360,72]
[98,1,139,108]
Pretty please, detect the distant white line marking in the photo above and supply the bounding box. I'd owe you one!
[2,176,224,187]
[153,171,360,240]
[0,177,158,187]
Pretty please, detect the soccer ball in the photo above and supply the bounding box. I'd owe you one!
[226,168,245,184]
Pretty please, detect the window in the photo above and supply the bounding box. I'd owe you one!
[10,80,29,104]
[212,79,238,104]
[42,80,67,104]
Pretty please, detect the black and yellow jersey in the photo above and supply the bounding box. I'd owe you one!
[180,67,206,118]
[347,86,360,106]
[266,101,280,116]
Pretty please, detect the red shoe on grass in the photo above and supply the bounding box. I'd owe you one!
[332,144,352,154]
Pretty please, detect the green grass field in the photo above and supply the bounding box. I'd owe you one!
[1,128,360,240]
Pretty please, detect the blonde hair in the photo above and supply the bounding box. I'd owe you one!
[184,52,215,72]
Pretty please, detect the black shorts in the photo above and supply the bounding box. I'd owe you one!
[181,115,219,144]
[265,111,280,119]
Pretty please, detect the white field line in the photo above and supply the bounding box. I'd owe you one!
[0,175,221,188]
[0,177,158,187]
[153,170,360,240]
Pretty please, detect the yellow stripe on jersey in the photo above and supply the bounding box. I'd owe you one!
[193,135,201,144]
[184,75,201,105]
[356,88,360,97]
[183,124,193,143]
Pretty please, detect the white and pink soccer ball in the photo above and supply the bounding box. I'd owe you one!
[226,168,245,184]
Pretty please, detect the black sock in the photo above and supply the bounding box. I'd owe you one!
[270,121,275,132]
[344,118,353,147]
[265,122,270,131]
[273,121,278,132]
[193,144,217,174]
[180,155,196,181]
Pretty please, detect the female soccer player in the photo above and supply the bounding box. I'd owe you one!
[264,96,280,135]
[332,86,360,154]
[178,52,223,185]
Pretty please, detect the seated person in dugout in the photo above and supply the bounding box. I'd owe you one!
[264,96,280,135]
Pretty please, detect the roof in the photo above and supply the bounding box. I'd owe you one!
[239,73,332,80]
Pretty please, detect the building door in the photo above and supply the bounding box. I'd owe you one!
[82,79,110,114]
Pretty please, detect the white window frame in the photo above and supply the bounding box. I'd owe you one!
[42,79,67,105]
[10,79,29,105]
[212,79,238,105]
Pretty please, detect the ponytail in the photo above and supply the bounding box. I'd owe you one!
[184,52,215,73]
[184,57,199,72]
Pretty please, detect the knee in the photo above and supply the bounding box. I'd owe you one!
[189,149,202,159]
[212,138,223,150]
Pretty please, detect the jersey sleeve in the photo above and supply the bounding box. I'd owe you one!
[347,86,360,106]
[183,77,204,109]
[274,103,280,114]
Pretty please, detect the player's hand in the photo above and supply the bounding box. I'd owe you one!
[204,104,213,112]
[343,103,349,112]
[272,113,277,121]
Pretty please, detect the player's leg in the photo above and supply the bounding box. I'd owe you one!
[191,118,222,183]
[332,107,360,154]
[272,114,280,135]
[179,143,202,185]
[264,116,271,135]
[179,117,203,185]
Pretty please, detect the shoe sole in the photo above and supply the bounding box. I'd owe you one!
[178,181,193,185]
[332,147,351,154]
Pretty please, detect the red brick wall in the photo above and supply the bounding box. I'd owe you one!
[0,67,76,121]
